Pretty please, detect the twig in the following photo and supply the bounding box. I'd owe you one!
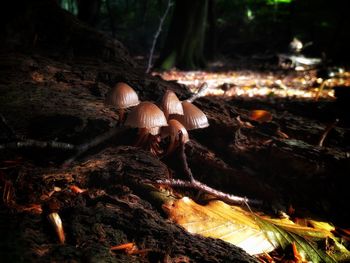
[156,178,262,206]
[63,126,127,166]
[179,134,194,182]
[0,140,75,150]
[187,83,209,103]
[0,124,128,167]
[158,133,263,206]
[318,119,339,147]
[146,0,173,73]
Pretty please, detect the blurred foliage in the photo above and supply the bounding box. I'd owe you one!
[58,0,349,64]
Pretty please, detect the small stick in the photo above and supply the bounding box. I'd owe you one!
[187,83,209,103]
[0,124,127,166]
[156,178,262,206]
[315,79,328,101]
[0,140,75,150]
[146,0,173,73]
[318,119,339,147]
[179,134,194,182]
[63,126,127,166]
[159,133,262,206]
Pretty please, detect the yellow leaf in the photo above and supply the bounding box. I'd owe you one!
[164,197,275,255]
[163,197,349,262]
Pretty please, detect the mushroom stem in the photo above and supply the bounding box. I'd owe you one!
[165,135,177,156]
[164,111,169,120]
[118,108,125,125]
[149,135,162,156]
[134,128,149,147]
[179,132,194,182]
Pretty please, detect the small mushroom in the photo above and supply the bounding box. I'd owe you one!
[174,101,209,130]
[125,101,168,155]
[162,119,189,155]
[161,90,183,119]
[105,82,140,124]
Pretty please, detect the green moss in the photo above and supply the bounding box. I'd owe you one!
[160,51,177,70]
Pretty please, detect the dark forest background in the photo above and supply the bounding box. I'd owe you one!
[58,0,349,68]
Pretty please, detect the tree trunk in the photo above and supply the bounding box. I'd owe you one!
[77,0,101,26]
[205,0,217,60]
[157,0,208,70]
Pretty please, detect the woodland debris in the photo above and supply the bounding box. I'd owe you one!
[318,119,339,147]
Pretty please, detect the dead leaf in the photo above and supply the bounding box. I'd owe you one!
[164,197,275,255]
[249,110,273,123]
[164,197,350,262]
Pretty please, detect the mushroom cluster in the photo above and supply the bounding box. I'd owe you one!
[104,82,209,156]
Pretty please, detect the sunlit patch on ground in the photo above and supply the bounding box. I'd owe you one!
[154,70,350,99]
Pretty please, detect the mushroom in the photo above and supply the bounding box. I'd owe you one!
[105,82,140,124]
[125,101,168,155]
[174,101,209,130]
[161,119,189,155]
[161,90,183,119]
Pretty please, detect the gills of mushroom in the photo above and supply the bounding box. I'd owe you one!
[125,102,168,155]
[174,101,209,130]
[105,82,140,124]
[162,119,189,155]
[161,90,184,119]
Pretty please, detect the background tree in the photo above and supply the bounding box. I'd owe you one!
[77,0,102,26]
[157,0,209,70]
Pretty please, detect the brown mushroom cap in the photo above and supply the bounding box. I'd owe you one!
[175,101,209,130]
[168,119,189,143]
[125,102,168,129]
[161,90,184,117]
[105,82,139,109]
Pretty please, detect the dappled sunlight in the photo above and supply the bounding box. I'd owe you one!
[164,197,350,261]
[155,70,350,99]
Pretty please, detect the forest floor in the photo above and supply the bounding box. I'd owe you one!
[1,2,350,262]
[1,50,349,262]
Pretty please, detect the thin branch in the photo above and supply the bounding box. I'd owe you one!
[146,0,173,73]
[318,119,339,147]
[161,133,263,206]
[0,140,75,150]
[156,178,262,206]
[179,134,194,182]
[63,126,127,166]
[0,124,128,167]
[187,82,209,103]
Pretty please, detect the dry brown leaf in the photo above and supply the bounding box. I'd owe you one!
[249,110,273,123]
